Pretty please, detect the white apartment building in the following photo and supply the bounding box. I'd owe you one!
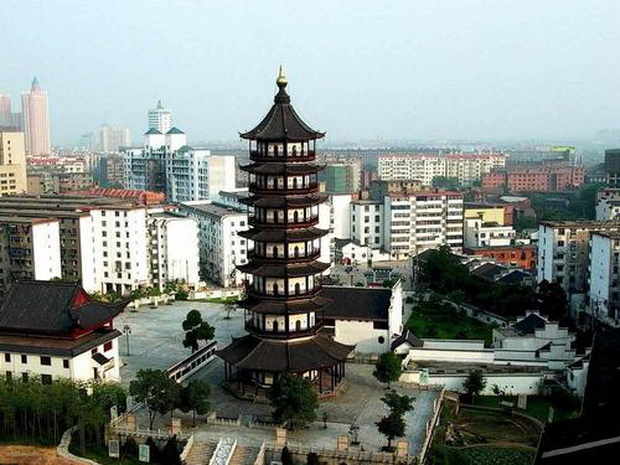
[383,191,464,258]
[90,206,150,294]
[587,231,620,327]
[350,200,384,249]
[378,153,505,187]
[180,201,249,287]
[123,128,236,202]
[595,188,620,220]
[147,211,200,288]
[464,218,516,248]
[537,221,620,296]
[330,193,353,239]
[148,100,173,134]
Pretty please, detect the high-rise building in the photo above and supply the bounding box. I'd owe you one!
[0,131,28,195]
[147,100,172,133]
[217,70,353,398]
[21,77,51,155]
[122,127,235,202]
[318,159,361,194]
[0,94,21,130]
[100,125,132,152]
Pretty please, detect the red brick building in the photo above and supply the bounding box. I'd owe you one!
[464,244,537,270]
[482,165,585,192]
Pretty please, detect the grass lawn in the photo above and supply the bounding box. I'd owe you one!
[405,300,493,345]
[475,395,579,423]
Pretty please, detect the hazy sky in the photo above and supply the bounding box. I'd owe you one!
[2,0,619,145]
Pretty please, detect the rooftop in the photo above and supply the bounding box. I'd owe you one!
[539,220,620,229]
[181,201,245,218]
[0,281,127,336]
[321,286,392,321]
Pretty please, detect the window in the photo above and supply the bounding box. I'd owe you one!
[41,374,52,384]
[4,353,9,362]
[63,359,70,369]
[40,356,51,366]
[21,354,27,364]
[378,336,385,344]
[104,341,113,352]
[22,373,29,382]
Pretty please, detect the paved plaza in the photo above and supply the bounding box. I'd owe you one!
[118,300,438,456]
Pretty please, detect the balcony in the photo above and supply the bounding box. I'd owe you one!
[249,182,319,195]
[245,284,322,300]
[248,214,319,229]
[249,149,316,163]
[247,249,321,262]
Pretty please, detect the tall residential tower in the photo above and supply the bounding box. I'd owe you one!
[21,77,51,155]
[147,100,172,134]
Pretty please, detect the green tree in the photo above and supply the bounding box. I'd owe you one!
[129,369,181,429]
[179,379,211,426]
[224,302,237,320]
[182,309,215,352]
[537,280,568,322]
[463,370,487,404]
[381,390,415,416]
[376,412,406,451]
[267,372,318,429]
[373,352,403,388]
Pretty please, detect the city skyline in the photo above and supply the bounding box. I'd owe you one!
[1,1,619,146]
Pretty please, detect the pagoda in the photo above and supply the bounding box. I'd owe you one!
[217,68,354,399]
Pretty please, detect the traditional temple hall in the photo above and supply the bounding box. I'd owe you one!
[217,69,355,398]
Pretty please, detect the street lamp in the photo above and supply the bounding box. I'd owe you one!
[123,325,132,357]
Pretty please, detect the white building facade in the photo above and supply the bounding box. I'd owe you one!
[464,218,516,248]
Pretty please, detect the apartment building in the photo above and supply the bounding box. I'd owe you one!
[147,211,200,288]
[383,191,464,258]
[464,218,516,248]
[0,217,61,294]
[587,231,620,328]
[537,221,620,295]
[595,188,620,221]
[0,131,28,196]
[482,165,585,192]
[179,201,249,287]
[350,200,384,249]
[378,152,505,186]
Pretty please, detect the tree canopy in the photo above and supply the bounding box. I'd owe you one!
[182,309,215,352]
[267,372,318,429]
[463,370,487,400]
[373,352,403,388]
[178,379,211,426]
[129,369,180,428]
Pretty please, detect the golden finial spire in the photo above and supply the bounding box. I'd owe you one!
[276,65,287,87]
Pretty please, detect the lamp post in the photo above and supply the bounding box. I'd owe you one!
[123,325,132,357]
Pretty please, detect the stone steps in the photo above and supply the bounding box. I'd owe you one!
[184,441,217,465]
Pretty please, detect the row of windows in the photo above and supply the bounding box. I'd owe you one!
[3,353,70,368]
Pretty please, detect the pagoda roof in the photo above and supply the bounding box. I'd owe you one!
[144,128,162,135]
[238,227,328,242]
[166,127,185,135]
[240,194,327,208]
[240,294,331,315]
[240,162,324,175]
[0,280,127,336]
[237,260,330,278]
[216,333,353,372]
[240,71,325,142]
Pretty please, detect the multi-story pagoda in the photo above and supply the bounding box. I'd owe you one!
[217,69,354,398]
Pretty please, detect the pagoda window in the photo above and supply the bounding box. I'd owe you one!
[294,245,299,257]
[294,283,301,295]
[296,320,302,331]
[292,145,298,156]
[272,246,278,258]
[273,283,279,295]
[293,177,298,189]
[273,320,279,332]
[277,177,284,189]
[293,211,299,223]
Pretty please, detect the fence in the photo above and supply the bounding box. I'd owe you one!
[167,340,218,383]
[180,434,195,463]
[266,441,398,464]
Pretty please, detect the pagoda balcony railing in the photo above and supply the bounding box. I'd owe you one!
[249,150,316,163]
[248,183,319,195]
[246,249,321,262]
[244,321,323,339]
[247,215,320,228]
[245,285,322,300]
